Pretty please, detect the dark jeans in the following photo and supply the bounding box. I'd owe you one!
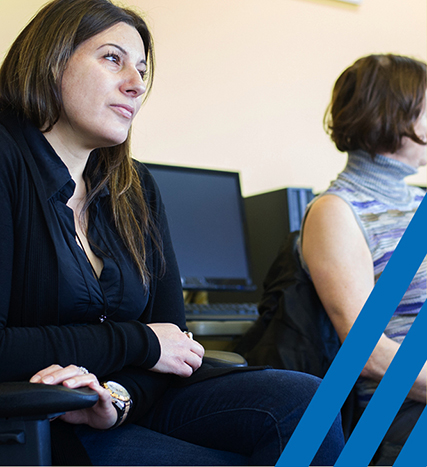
[76,369,345,465]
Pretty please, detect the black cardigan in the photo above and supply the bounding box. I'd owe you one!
[0,110,190,422]
[0,110,260,436]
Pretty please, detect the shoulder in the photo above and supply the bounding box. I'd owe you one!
[408,184,426,201]
[0,111,33,169]
[0,120,23,161]
[133,160,158,192]
[302,192,369,262]
[305,193,357,228]
[0,119,29,189]
[132,159,164,215]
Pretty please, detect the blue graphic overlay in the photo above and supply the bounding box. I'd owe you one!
[394,406,427,466]
[276,196,427,467]
[335,300,427,466]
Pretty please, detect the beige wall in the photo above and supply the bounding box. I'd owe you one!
[1,0,426,196]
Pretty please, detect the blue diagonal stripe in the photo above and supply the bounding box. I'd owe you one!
[276,196,427,467]
[335,300,427,466]
[394,407,427,467]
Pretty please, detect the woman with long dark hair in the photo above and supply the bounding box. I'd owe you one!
[0,0,344,464]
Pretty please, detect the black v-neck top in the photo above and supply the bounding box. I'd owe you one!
[22,121,149,325]
[0,111,187,393]
[0,111,260,454]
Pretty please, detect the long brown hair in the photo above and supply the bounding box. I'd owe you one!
[324,54,426,157]
[0,0,162,288]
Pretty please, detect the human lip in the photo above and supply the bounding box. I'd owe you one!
[111,104,134,119]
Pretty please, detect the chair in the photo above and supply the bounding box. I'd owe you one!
[203,349,247,367]
[0,350,246,466]
[0,382,99,466]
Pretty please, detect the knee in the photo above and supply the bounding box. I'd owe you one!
[255,369,322,420]
[280,370,322,406]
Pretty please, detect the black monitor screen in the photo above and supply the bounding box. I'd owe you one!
[145,163,254,291]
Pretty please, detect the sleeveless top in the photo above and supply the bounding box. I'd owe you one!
[298,150,426,405]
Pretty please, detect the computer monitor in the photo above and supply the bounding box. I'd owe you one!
[145,163,255,292]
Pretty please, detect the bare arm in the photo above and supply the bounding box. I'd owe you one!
[302,194,426,403]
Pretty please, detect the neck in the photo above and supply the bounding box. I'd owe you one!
[42,129,90,216]
[337,150,418,206]
[42,127,90,198]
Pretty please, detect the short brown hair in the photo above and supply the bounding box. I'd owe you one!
[324,54,426,156]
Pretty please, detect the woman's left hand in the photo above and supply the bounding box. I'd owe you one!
[30,364,117,430]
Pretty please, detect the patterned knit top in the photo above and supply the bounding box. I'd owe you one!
[298,150,426,405]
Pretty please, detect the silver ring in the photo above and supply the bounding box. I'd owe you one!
[184,331,194,340]
[78,366,89,375]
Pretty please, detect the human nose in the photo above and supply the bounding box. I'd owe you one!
[120,67,146,98]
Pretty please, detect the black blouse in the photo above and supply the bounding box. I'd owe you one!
[0,110,256,438]
[22,122,148,325]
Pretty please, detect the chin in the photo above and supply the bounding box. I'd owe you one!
[99,131,130,148]
[108,138,128,148]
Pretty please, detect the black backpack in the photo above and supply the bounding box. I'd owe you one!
[233,230,359,439]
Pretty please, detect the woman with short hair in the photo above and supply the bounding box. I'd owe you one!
[300,53,426,465]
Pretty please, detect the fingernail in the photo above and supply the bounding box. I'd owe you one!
[65,379,75,387]
[30,375,41,383]
[42,375,54,384]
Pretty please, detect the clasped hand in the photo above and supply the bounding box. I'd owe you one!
[28,325,204,430]
[30,364,117,430]
[147,323,205,377]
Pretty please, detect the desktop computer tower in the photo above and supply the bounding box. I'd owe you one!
[209,187,314,305]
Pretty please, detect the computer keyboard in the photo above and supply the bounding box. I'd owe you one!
[184,302,259,321]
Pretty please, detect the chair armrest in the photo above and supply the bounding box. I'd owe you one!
[0,382,99,419]
[203,350,247,368]
[0,354,244,419]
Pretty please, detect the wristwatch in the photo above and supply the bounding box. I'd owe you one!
[101,381,133,429]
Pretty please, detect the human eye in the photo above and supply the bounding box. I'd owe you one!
[138,69,148,81]
[104,51,121,65]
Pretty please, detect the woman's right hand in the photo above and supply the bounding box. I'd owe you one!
[147,323,205,377]
[29,364,118,430]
